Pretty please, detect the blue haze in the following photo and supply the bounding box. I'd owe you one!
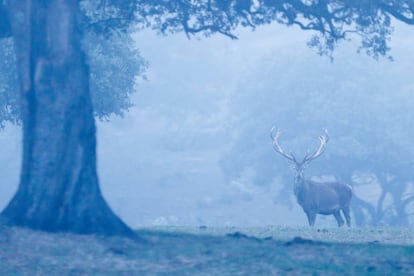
[1,22,414,228]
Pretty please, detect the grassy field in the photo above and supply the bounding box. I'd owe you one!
[0,225,413,274]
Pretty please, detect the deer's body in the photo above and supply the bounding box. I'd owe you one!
[295,179,352,226]
[271,128,353,227]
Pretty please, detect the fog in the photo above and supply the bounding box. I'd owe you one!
[1,21,414,229]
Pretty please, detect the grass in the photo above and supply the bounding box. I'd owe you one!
[0,225,413,274]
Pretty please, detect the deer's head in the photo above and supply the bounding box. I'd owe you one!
[270,128,329,186]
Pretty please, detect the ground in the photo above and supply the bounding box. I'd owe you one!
[0,225,413,274]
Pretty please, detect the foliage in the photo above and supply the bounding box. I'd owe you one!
[0,0,148,125]
[1,0,413,124]
[0,38,19,127]
[133,0,414,58]
[84,31,147,119]
[0,30,147,125]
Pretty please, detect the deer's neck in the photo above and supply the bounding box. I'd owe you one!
[294,177,308,204]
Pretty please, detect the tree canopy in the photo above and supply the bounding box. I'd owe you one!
[2,1,414,56]
[1,0,413,125]
[132,0,414,58]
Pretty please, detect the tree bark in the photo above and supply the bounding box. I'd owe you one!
[2,0,134,236]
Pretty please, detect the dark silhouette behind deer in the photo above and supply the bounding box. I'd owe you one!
[270,128,352,227]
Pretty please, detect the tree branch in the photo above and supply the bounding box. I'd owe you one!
[379,1,414,24]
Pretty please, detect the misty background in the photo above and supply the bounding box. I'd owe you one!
[1,21,414,229]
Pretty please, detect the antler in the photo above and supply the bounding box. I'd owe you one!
[270,127,296,162]
[302,129,329,163]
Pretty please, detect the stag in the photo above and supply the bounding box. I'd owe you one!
[270,128,352,227]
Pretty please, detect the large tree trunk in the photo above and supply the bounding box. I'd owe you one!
[2,0,134,236]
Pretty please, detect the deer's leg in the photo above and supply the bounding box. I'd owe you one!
[305,211,316,226]
[333,210,344,227]
[342,206,351,227]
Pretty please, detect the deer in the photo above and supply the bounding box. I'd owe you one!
[270,128,352,227]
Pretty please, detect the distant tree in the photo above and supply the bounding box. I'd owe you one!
[350,160,414,226]
[0,0,413,236]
